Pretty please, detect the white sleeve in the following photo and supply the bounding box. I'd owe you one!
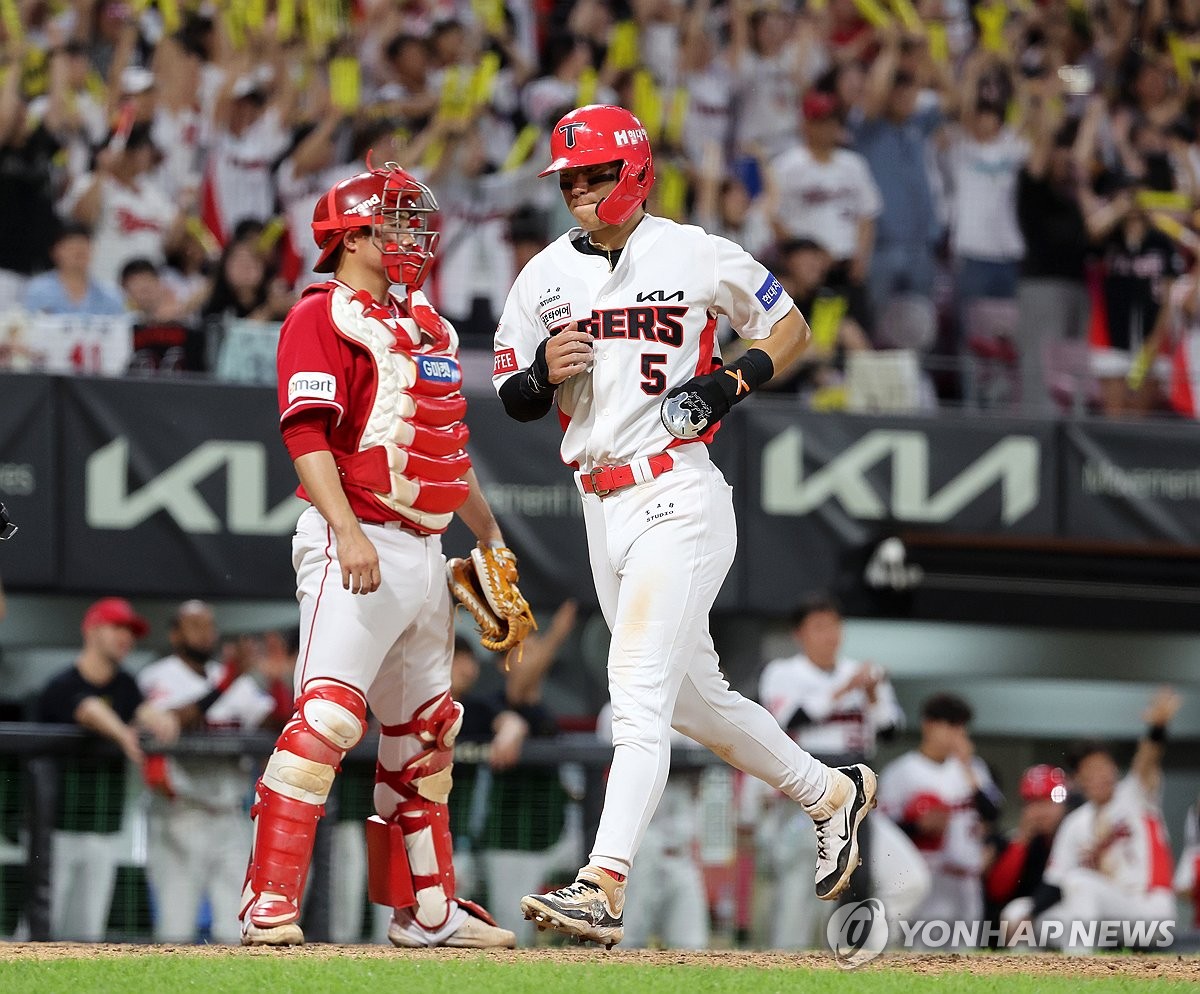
[709,234,794,341]
[1043,811,1084,887]
[876,758,912,821]
[492,269,546,390]
[871,678,905,733]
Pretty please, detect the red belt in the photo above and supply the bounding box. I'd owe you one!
[580,453,674,498]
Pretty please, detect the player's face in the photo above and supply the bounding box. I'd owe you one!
[176,609,218,657]
[88,622,136,665]
[1024,798,1065,835]
[558,163,621,230]
[797,610,841,667]
[1074,752,1119,805]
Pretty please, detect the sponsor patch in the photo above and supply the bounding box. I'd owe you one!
[287,371,336,404]
[540,302,571,330]
[755,273,784,310]
[493,348,518,376]
[416,355,461,387]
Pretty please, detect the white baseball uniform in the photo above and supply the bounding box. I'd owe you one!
[1041,773,1175,948]
[138,654,275,942]
[878,750,998,926]
[493,214,830,873]
[756,654,927,947]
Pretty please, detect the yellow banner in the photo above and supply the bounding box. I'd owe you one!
[608,21,640,71]
[257,216,287,252]
[665,87,688,147]
[502,123,541,171]
[328,56,361,112]
[576,67,598,107]
[657,163,687,220]
[1136,190,1192,213]
[276,0,296,42]
[926,22,949,64]
[243,0,266,31]
[158,0,182,34]
[184,216,222,258]
[974,1,1009,55]
[888,0,923,35]
[632,70,663,141]
[810,294,848,351]
[471,0,506,36]
[851,0,892,30]
[469,51,500,108]
[0,0,24,44]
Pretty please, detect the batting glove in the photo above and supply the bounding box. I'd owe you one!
[660,348,775,440]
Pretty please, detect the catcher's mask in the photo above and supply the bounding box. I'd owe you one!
[311,154,440,288]
[540,104,655,226]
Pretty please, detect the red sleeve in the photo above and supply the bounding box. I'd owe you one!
[281,409,332,460]
[276,290,349,426]
[985,837,1029,904]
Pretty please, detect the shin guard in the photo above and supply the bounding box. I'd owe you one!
[241,681,367,926]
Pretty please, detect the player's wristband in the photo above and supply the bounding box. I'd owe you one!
[519,339,553,399]
[716,348,775,406]
[1146,723,1167,743]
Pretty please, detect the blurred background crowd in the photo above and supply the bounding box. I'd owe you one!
[6,0,1200,415]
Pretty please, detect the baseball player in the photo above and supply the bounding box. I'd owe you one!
[1036,691,1180,951]
[138,601,275,943]
[755,595,928,947]
[877,693,1004,931]
[492,104,877,949]
[239,157,519,949]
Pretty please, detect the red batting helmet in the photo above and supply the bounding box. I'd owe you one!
[311,156,440,288]
[539,104,655,226]
[1019,764,1068,803]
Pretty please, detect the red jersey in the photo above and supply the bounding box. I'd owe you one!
[276,280,471,533]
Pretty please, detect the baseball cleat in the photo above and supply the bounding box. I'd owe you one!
[387,914,516,949]
[804,764,877,902]
[241,920,305,946]
[519,865,624,949]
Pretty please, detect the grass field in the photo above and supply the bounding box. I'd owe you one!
[1,946,1196,994]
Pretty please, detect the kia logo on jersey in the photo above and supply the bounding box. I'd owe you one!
[416,355,461,386]
[635,289,684,303]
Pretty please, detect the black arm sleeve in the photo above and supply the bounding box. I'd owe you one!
[782,705,812,733]
[972,787,1002,823]
[498,339,555,422]
[1030,881,1062,918]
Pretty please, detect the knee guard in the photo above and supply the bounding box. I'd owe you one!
[368,690,463,930]
[241,681,367,923]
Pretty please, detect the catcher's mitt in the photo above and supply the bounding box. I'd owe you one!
[447,544,537,653]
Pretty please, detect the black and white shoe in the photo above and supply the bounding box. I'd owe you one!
[804,764,878,901]
[520,865,625,949]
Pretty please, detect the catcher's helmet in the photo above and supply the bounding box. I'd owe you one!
[311,156,440,288]
[540,104,654,226]
[1019,764,1068,803]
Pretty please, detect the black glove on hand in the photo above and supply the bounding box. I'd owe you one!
[661,348,775,439]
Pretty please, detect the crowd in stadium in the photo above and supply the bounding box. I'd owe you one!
[3,0,1200,415]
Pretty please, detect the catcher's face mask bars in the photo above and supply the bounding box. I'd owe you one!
[0,503,16,541]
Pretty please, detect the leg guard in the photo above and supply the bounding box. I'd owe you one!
[373,690,463,931]
[241,681,367,927]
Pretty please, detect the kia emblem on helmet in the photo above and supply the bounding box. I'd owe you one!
[558,122,584,148]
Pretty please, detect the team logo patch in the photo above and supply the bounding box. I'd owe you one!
[755,273,784,310]
[493,348,518,376]
[416,355,461,387]
[558,122,584,149]
[287,371,336,404]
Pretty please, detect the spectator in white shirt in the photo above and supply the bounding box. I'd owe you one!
[61,122,183,289]
[771,89,880,293]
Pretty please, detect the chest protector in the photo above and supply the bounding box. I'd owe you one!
[326,282,470,532]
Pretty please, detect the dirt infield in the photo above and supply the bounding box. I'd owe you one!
[0,944,1196,979]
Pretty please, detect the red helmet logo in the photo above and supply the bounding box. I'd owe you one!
[540,104,655,226]
[311,157,440,288]
[1019,764,1068,803]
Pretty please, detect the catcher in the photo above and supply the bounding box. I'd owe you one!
[240,157,533,949]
